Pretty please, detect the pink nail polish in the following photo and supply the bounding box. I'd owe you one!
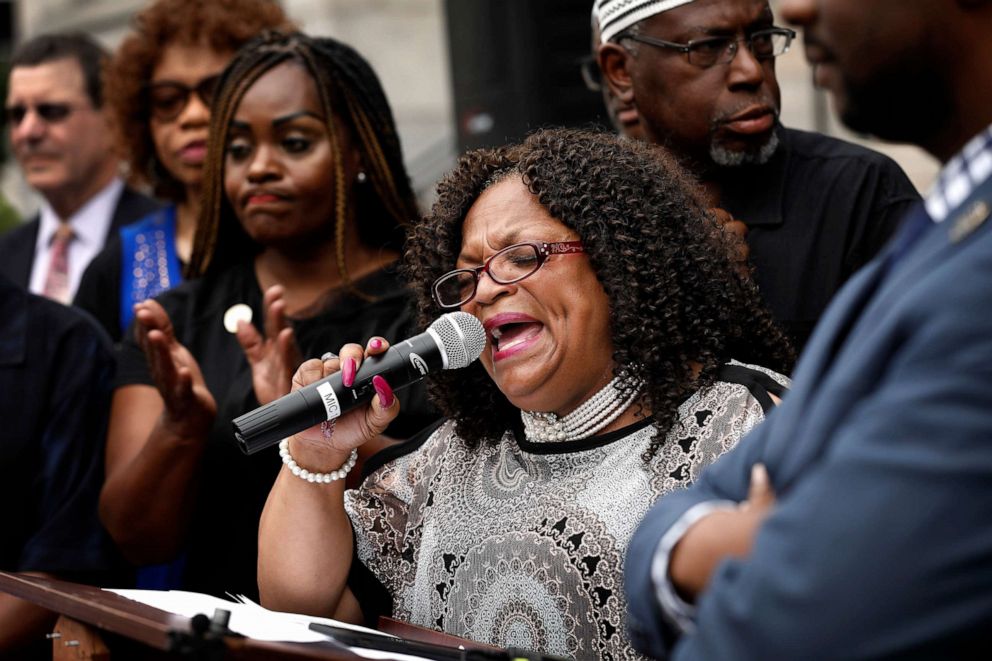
[372,375,394,408]
[370,338,382,350]
[342,357,356,388]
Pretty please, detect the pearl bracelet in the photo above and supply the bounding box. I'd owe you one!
[278,438,358,484]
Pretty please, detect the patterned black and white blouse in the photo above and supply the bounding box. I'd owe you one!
[344,362,789,660]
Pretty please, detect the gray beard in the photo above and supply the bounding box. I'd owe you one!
[709,129,780,167]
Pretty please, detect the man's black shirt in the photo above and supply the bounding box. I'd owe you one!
[718,128,921,351]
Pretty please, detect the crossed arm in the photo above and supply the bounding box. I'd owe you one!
[627,282,992,660]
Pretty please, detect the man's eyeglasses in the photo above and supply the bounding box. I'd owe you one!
[621,27,796,69]
[4,102,76,127]
[144,75,221,122]
[579,54,602,92]
[432,241,585,309]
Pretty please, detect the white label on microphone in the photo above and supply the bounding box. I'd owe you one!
[316,381,341,420]
[409,353,429,376]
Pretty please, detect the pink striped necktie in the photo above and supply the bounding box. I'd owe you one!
[43,223,75,304]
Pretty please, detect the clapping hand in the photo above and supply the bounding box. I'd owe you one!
[134,299,217,436]
[235,285,303,406]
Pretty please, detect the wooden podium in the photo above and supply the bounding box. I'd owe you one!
[0,571,491,660]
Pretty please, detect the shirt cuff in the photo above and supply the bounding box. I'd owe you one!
[650,500,737,634]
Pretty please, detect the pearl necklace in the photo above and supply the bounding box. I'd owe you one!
[521,373,644,443]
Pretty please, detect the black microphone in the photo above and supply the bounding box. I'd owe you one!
[233,311,486,455]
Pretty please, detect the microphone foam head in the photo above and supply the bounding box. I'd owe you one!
[430,311,486,369]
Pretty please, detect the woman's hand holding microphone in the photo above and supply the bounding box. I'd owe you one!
[283,337,400,479]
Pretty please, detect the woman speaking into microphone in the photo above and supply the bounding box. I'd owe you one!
[258,128,793,660]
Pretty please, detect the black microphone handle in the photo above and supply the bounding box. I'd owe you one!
[234,332,443,454]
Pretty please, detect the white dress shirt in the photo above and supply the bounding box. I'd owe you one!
[29,177,125,301]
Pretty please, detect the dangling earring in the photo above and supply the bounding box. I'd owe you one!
[356,171,367,184]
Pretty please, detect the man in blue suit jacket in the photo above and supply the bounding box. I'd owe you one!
[626,1,992,658]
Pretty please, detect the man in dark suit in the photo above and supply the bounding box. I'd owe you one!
[625,0,992,658]
[0,33,157,303]
[0,273,122,656]
[595,0,921,351]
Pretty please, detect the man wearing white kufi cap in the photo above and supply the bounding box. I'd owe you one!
[593,0,920,353]
[596,0,699,44]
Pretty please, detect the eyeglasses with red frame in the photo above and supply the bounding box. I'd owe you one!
[432,240,585,309]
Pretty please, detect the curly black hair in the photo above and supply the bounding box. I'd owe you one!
[404,128,794,459]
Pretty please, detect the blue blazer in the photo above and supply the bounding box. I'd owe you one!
[627,174,992,660]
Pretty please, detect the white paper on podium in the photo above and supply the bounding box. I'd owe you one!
[104,588,434,659]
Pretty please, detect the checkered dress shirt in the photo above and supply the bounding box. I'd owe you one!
[925,124,992,223]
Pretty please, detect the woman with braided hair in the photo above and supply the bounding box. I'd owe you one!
[258,128,793,658]
[100,32,436,600]
[74,0,292,341]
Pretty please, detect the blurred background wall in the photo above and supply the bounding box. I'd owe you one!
[0,0,938,218]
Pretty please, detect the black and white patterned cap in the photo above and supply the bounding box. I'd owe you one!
[593,0,697,44]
